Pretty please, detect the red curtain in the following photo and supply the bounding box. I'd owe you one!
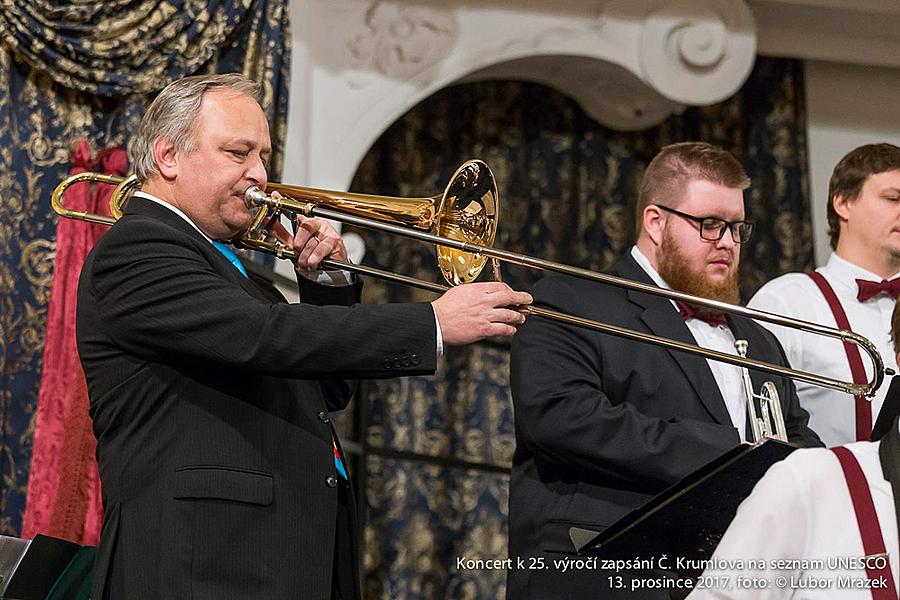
[21,141,127,545]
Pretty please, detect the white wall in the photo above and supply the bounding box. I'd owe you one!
[805,60,900,266]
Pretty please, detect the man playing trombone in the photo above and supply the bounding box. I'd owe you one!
[507,141,822,599]
[75,73,531,600]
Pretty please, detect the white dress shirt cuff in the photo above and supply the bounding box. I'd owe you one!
[296,267,355,287]
[434,308,444,357]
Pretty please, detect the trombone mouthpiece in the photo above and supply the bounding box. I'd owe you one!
[244,186,268,209]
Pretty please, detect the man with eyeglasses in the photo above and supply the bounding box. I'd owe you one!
[507,142,821,600]
[749,144,900,447]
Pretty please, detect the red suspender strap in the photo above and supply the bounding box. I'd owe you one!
[807,272,872,441]
[831,446,898,599]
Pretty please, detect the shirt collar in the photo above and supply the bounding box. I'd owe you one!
[824,252,900,289]
[630,245,672,290]
[132,191,212,243]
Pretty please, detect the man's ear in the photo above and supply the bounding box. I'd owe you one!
[152,137,179,179]
[832,193,852,221]
[643,205,666,246]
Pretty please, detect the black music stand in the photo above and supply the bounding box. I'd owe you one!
[573,439,796,579]
[0,535,94,600]
[872,376,900,442]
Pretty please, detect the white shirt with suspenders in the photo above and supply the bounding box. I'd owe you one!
[748,253,900,447]
[688,440,899,600]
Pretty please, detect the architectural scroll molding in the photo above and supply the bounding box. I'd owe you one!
[283,0,758,206]
[344,4,457,88]
[634,0,756,105]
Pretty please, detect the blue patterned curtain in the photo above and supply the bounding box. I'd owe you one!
[347,57,811,599]
[0,0,290,535]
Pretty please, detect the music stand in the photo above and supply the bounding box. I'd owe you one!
[0,535,94,600]
[573,439,796,579]
[872,376,900,442]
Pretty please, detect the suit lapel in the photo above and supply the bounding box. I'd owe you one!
[617,255,732,425]
[216,253,271,301]
[123,195,275,302]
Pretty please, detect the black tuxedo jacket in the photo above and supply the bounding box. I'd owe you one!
[506,254,822,599]
[76,197,437,599]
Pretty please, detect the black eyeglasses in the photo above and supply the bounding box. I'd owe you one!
[655,205,754,243]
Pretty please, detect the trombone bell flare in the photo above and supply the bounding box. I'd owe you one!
[258,159,499,286]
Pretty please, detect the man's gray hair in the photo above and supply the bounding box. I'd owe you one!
[131,73,261,181]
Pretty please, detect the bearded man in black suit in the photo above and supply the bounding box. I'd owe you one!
[507,142,822,599]
[76,73,531,600]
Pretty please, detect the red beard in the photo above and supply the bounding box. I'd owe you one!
[657,229,740,319]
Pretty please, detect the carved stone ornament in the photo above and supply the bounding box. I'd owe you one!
[635,0,756,104]
[345,2,457,87]
[290,0,759,193]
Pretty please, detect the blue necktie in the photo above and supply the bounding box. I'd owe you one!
[211,241,248,278]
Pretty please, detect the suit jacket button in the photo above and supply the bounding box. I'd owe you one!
[412,357,421,366]
[326,475,338,488]
[383,359,393,369]
[393,358,403,368]
[317,411,330,424]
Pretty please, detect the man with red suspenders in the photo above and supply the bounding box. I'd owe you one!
[687,302,900,600]
[749,144,900,446]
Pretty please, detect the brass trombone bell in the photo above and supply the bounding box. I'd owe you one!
[256,160,499,286]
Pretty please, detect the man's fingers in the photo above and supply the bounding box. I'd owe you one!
[297,217,321,235]
[293,217,325,267]
[505,291,533,306]
[491,308,527,325]
[270,220,293,245]
[459,282,533,307]
[483,288,532,308]
[293,226,315,248]
[292,214,347,269]
[487,323,518,338]
[297,237,318,267]
[475,282,511,294]
[307,237,336,268]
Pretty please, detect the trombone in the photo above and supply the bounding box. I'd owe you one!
[51,160,892,400]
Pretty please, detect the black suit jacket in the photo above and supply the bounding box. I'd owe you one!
[506,254,822,599]
[76,197,437,599]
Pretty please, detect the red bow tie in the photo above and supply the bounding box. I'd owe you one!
[856,278,900,302]
[677,301,727,328]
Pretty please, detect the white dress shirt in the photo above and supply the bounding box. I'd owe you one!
[688,441,899,599]
[132,191,445,354]
[631,246,747,440]
[748,253,900,447]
